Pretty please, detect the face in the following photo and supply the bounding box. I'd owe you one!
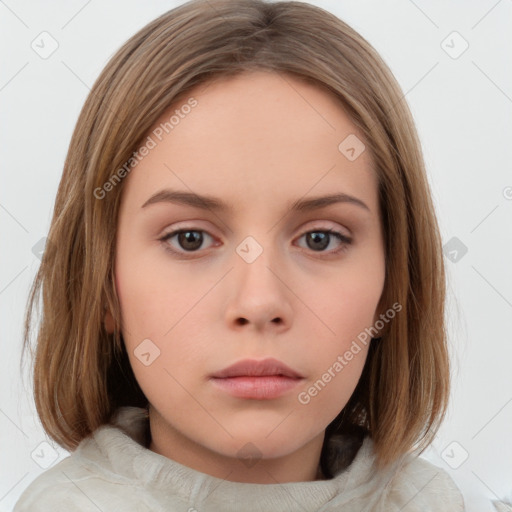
[110,70,386,479]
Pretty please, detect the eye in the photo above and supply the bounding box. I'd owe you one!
[159,226,352,258]
[295,228,352,255]
[159,228,215,255]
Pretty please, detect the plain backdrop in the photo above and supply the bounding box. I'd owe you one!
[1,1,511,511]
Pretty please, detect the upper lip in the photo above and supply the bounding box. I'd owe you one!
[211,358,303,379]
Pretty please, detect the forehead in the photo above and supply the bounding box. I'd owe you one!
[120,70,378,215]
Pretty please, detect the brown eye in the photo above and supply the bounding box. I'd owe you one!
[297,229,352,255]
[160,229,214,253]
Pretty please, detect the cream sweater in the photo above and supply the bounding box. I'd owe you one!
[10,406,497,511]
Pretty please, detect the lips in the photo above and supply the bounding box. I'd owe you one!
[211,357,303,379]
[209,358,304,400]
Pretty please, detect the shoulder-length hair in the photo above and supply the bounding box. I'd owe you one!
[22,0,449,473]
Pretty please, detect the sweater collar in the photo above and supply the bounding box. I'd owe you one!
[78,406,379,512]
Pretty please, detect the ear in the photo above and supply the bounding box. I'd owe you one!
[104,308,115,334]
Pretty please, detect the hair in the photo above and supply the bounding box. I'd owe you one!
[21,0,449,475]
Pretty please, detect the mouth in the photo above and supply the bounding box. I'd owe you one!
[210,357,304,379]
[210,358,304,400]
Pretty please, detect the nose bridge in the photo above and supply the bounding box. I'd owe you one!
[226,232,293,329]
[234,233,279,290]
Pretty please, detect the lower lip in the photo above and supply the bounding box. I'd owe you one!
[210,376,303,400]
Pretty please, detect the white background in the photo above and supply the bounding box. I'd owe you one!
[1,1,511,510]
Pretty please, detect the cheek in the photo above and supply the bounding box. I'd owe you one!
[306,268,384,345]
[114,246,211,387]
[296,342,369,429]
[115,242,193,337]
[296,265,381,406]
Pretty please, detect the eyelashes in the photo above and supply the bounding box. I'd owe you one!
[158,227,352,259]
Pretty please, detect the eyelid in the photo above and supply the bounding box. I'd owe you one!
[159,220,350,243]
[298,220,351,238]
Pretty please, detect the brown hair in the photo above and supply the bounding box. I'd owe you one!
[21,0,449,473]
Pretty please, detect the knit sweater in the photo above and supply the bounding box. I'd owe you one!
[13,406,469,511]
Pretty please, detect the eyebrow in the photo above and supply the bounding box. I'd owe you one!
[141,189,371,213]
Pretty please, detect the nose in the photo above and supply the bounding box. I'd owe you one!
[224,238,293,334]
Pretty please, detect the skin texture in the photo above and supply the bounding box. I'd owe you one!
[107,70,386,484]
